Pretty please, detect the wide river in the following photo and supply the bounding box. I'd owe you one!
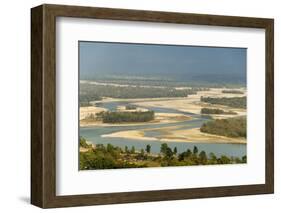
[80,101,246,158]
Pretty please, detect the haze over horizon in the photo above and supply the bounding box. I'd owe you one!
[79,41,247,85]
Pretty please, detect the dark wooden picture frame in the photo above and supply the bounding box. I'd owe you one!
[31,4,274,208]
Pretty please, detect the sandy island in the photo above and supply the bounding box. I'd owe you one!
[80,106,107,120]
[102,127,246,144]
[80,112,192,127]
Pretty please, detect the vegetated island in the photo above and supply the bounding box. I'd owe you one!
[79,137,247,170]
[97,111,155,123]
[201,108,237,115]
[80,105,192,127]
[200,96,246,109]
[200,117,246,138]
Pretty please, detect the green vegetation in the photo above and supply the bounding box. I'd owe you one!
[200,117,246,138]
[80,94,102,107]
[222,90,244,94]
[125,105,137,110]
[145,144,151,153]
[80,102,93,107]
[96,111,155,123]
[79,137,91,148]
[201,108,237,115]
[80,84,206,100]
[201,96,246,109]
[79,138,246,170]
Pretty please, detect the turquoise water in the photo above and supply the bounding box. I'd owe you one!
[80,101,246,158]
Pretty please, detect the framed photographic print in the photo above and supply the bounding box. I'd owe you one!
[31,4,274,208]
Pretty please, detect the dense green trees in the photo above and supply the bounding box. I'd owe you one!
[80,84,198,100]
[199,151,207,164]
[131,146,135,154]
[79,143,117,170]
[201,108,237,115]
[125,146,129,153]
[98,111,155,123]
[79,137,246,170]
[79,143,145,170]
[200,96,246,109]
[146,144,151,153]
[79,94,102,107]
[200,117,246,138]
[79,137,91,148]
[160,143,179,159]
[125,105,137,110]
[193,146,198,155]
[160,143,168,155]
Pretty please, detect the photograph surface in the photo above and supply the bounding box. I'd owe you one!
[79,41,247,170]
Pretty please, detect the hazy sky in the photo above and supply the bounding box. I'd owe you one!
[79,41,246,84]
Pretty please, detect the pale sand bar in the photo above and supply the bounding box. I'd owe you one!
[80,106,107,120]
[102,127,246,144]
